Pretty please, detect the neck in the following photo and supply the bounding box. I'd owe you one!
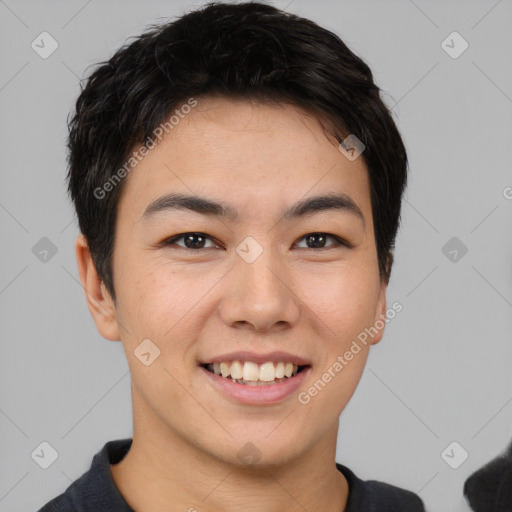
[110,389,349,512]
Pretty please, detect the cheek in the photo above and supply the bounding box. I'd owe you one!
[115,264,200,407]
[305,265,381,336]
[116,257,187,324]
[115,260,219,370]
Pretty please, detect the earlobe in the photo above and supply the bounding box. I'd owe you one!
[75,234,121,341]
[370,280,388,346]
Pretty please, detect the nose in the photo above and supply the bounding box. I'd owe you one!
[218,244,301,333]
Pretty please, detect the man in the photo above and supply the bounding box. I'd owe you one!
[38,2,424,510]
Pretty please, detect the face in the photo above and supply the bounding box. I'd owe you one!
[83,96,387,468]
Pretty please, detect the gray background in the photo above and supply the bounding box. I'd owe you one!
[1,0,511,511]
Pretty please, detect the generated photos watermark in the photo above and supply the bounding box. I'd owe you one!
[298,301,403,405]
[93,97,198,200]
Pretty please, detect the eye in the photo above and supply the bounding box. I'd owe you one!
[162,232,350,251]
[163,232,221,251]
[294,232,350,249]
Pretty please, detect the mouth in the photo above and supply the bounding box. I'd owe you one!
[200,361,310,386]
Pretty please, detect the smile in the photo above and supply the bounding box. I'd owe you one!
[202,360,308,386]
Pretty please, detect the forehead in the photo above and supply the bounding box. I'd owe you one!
[116,96,371,222]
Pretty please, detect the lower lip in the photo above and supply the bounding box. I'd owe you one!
[200,366,311,405]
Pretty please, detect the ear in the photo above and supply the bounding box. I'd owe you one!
[369,277,388,346]
[75,234,121,341]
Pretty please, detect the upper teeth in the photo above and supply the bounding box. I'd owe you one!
[208,361,300,381]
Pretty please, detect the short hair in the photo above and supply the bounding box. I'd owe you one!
[67,0,408,302]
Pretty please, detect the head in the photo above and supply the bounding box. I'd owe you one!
[70,1,408,468]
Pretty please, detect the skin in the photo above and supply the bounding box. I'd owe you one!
[76,95,388,512]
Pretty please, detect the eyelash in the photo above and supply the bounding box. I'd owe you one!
[162,232,351,251]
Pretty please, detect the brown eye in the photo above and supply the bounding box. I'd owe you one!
[164,232,219,250]
[294,233,349,249]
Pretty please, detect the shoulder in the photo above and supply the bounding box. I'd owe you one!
[360,479,425,510]
[336,463,426,512]
[36,439,133,512]
[36,468,93,512]
[37,493,75,512]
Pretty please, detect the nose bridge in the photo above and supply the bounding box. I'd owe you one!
[239,246,282,299]
[220,236,300,331]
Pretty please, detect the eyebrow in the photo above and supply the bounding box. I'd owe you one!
[140,192,365,226]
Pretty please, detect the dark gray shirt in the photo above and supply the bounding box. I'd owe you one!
[37,439,425,511]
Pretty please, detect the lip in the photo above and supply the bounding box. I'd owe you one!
[198,351,311,366]
[200,365,311,405]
